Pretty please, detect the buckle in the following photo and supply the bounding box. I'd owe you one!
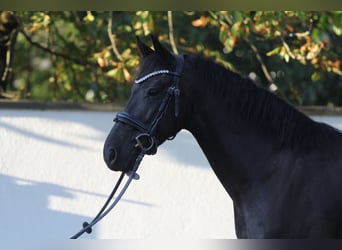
[134,133,155,152]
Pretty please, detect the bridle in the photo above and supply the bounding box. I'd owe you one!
[114,54,184,153]
[70,54,184,239]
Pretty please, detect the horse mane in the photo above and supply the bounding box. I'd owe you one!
[186,55,341,152]
[137,52,341,151]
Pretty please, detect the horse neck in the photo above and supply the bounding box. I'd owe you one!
[184,105,280,200]
[180,58,299,200]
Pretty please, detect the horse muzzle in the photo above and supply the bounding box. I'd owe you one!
[103,133,157,172]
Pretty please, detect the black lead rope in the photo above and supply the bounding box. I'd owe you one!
[69,172,124,239]
[70,151,144,239]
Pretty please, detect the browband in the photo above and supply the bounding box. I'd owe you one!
[134,70,181,84]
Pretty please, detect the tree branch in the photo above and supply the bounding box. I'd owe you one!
[246,40,275,86]
[20,28,87,66]
[220,12,285,96]
[246,39,289,101]
[167,11,178,54]
[107,11,123,62]
[280,36,296,60]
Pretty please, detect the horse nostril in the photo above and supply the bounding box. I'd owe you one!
[108,148,118,166]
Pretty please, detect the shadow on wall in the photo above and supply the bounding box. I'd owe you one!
[0,119,90,149]
[0,110,113,147]
[159,130,210,169]
[0,110,211,169]
[0,173,94,240]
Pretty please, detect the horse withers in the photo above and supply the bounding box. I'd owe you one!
[103,36,342,238]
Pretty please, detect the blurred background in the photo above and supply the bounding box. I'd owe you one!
[2,11,342,244]
[1,11,342,106]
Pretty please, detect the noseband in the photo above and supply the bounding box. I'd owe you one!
[114,54,184,153]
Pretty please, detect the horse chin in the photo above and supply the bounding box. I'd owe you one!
[145,137,167,155]
[145,144,158,155]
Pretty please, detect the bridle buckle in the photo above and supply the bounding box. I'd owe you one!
[134,133,155,152]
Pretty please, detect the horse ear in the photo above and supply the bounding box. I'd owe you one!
[150,35,173,62]
[136,36,154,58]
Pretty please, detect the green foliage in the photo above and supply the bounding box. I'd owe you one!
[8,11,342,106]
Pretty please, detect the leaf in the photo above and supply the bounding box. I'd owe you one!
[219,25,229,42]
[106,68,118,77]
[126,58,139,67]
[123,68,131,82]
[332,67,342,75]
[116,69,125,83]
[311,72,321,82]
[332,25,342,36]
[192,16,209,28]
[64,82,72,91]
[83,12,95,23]
[110,60,118,67]
[231,21,242,35]
[286,24,294,32]
[266,47,281,57]
[97,57,106,67]
[121,48,132,60]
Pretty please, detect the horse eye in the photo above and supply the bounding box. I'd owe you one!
[147,88,159,96]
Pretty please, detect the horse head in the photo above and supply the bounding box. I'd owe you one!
[103,36,185,172]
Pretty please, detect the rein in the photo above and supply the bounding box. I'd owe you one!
[70,152,143,239]
[70,54,184,239]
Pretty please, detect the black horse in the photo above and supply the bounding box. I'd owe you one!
[103,36,342,238]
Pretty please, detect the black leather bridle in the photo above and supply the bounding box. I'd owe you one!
[70,54,184,239]
[114,54,184,154]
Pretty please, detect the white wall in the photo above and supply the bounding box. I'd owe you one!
[1,109,341,245]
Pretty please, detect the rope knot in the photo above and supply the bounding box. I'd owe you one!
[82,222,92,234]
